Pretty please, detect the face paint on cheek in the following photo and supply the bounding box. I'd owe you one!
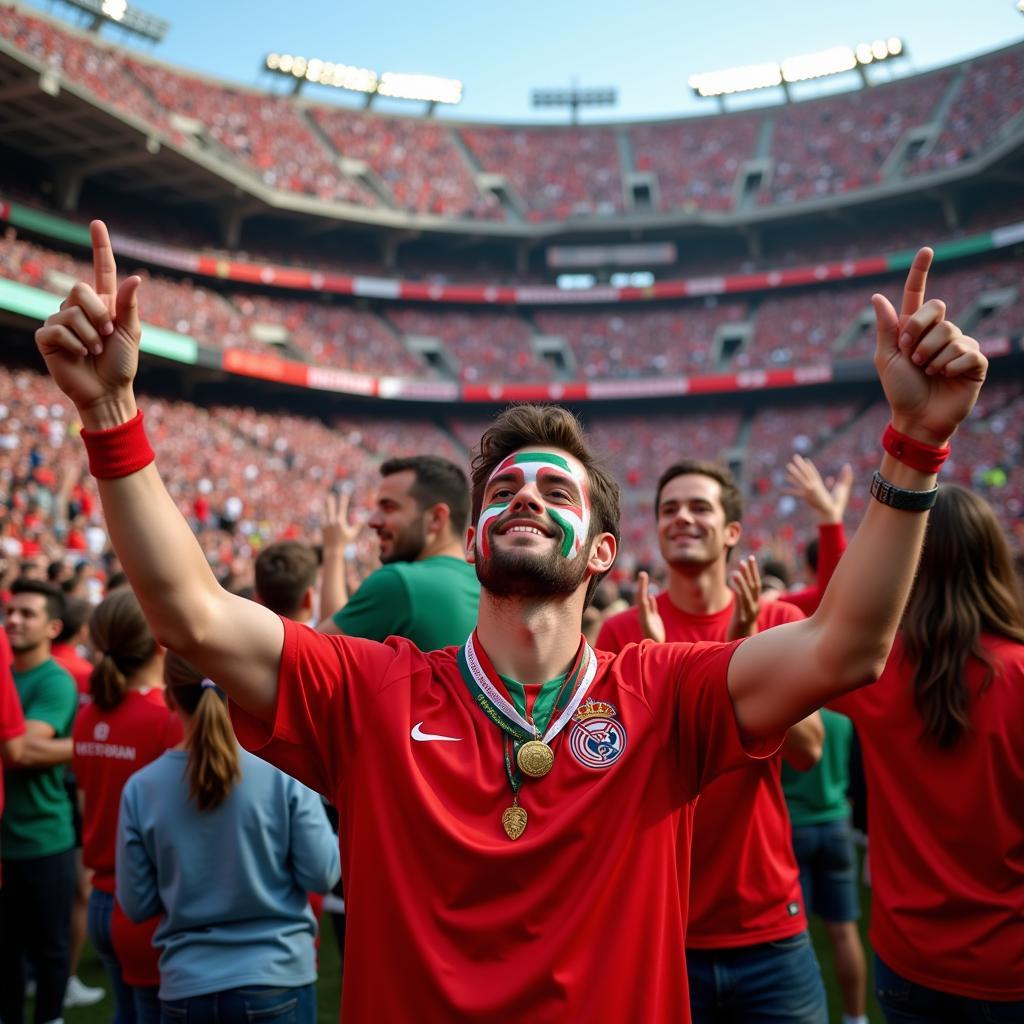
[476,502,508,560]
[482,452,592,562]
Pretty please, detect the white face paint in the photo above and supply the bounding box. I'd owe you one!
[477,450,591,560]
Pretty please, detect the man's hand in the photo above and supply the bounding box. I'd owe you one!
[35,220,141,427]
[321,491,362,551]
[784,455,853,525]
[727,555,761,641]
[872,247,987,446]
[635,571,665,644]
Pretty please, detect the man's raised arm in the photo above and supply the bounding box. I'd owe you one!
[35,221,282,716]
[727,247,987,738]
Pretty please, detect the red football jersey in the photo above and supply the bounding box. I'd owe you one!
[230,619,783,1023]
[52,643,94,706]
[832,633,1024,999]
[784,522,847,616]
[0,631,26,821]
[598,592,807,947]
[72,688,183,893]
[111,898,161,987]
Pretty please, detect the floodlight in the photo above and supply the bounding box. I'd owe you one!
[691,37,906,100]
[781,46,856,83]
[57,0,168,41]
[378,72,462,104]
[264,54,460,106]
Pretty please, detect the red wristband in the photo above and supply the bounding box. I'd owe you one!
[80,410,155,480]
[882,423,950,474]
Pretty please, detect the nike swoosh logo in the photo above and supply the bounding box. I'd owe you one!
[411,722,462,743]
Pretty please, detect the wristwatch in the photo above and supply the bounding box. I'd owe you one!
[870,471,938,512]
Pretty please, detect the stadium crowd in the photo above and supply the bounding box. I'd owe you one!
[2,3,1022,222]
[2,225,1021,1023]
[3,229,1022,382]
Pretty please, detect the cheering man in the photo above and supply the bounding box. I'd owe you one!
[34,221,985,1023]
[598,463,827,1022]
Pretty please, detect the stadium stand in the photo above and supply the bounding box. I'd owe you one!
[629,114,760,212]
[310,108,501,219]
[909,46,1024,174]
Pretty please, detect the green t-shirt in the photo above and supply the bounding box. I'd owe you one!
[782,709,853,827]
[2,658,77,860]
[333,556,480,652]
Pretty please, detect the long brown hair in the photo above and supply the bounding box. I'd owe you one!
[88,589,159,711]
[902,485,1024,747]
[164,650,240,811]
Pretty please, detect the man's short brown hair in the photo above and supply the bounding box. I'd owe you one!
[254,540,319,617]
[471,404,620,604]
[655,459,744,525]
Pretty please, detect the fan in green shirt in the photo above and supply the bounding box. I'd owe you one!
[2,581,78,860]
[318,455,480,651]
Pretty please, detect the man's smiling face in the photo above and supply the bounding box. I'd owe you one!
[470,447,593,599]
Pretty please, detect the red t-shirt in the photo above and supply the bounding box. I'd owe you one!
[52,643,94,707]
[230,619,783,1024]
[831,634,1024,1000]
[72,688,183,893]
[785,522,847,616]
[0,631,26,821]
[111,899,161,987]
[598,591,807,947]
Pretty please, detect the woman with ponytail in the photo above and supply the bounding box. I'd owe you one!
[830,485,1024,1018]
[117,651,339,1024]
[72,587,182,1023]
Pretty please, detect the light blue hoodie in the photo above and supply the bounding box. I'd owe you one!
[117,748,340,1000]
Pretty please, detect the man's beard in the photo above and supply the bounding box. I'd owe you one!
[379,517,427,565]
[475,541,589,599]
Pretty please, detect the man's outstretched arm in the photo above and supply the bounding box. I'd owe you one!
[727,247,987,739]
[35,221,282,716]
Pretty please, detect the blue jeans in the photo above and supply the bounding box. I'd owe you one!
[790,816,861,923]
[687,930,827,1023]
[87,889,160,1024]
[160,984,316,1024]
[876,956,1024,1023]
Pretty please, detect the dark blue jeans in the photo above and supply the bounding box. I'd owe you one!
[687,930,828,1023]
[87,889,160,1024]
[159,984,316,1024]
[876,955,1024,1023]
[0,847,76,1024]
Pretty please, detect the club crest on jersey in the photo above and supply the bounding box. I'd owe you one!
[569,698,626,770]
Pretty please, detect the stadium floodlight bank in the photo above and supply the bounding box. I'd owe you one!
[264,53,462,112]
[690,38,905,105]
[52,0,168,42]
[531,86,618,125]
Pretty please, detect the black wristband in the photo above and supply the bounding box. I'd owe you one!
[870,471,938,512]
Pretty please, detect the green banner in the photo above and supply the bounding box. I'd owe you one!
[9,204,91,247]
[0,277,199,365]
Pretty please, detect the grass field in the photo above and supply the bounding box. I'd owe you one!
[45,871,882,1023]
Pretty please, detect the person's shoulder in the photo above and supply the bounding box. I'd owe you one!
[757,598,804,627]
[600,602,642,636]
[125,748,179,790]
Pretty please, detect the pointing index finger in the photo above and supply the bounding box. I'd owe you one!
[90,220,117,302]
[900,247,934,320]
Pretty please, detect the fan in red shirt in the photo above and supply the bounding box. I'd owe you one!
[831,485,1024,1016]
[598,460,827,1023]
[51,596,96,706]
[72,588,182,1023]
[0,629,27,865]
[36,224,987,1023]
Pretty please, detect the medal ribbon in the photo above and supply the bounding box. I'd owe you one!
[458,631,597,747]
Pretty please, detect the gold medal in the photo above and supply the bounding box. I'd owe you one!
[502,803,528,840]
[516,739,554,778]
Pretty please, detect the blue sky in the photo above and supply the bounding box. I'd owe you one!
[32,0,1024,121]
